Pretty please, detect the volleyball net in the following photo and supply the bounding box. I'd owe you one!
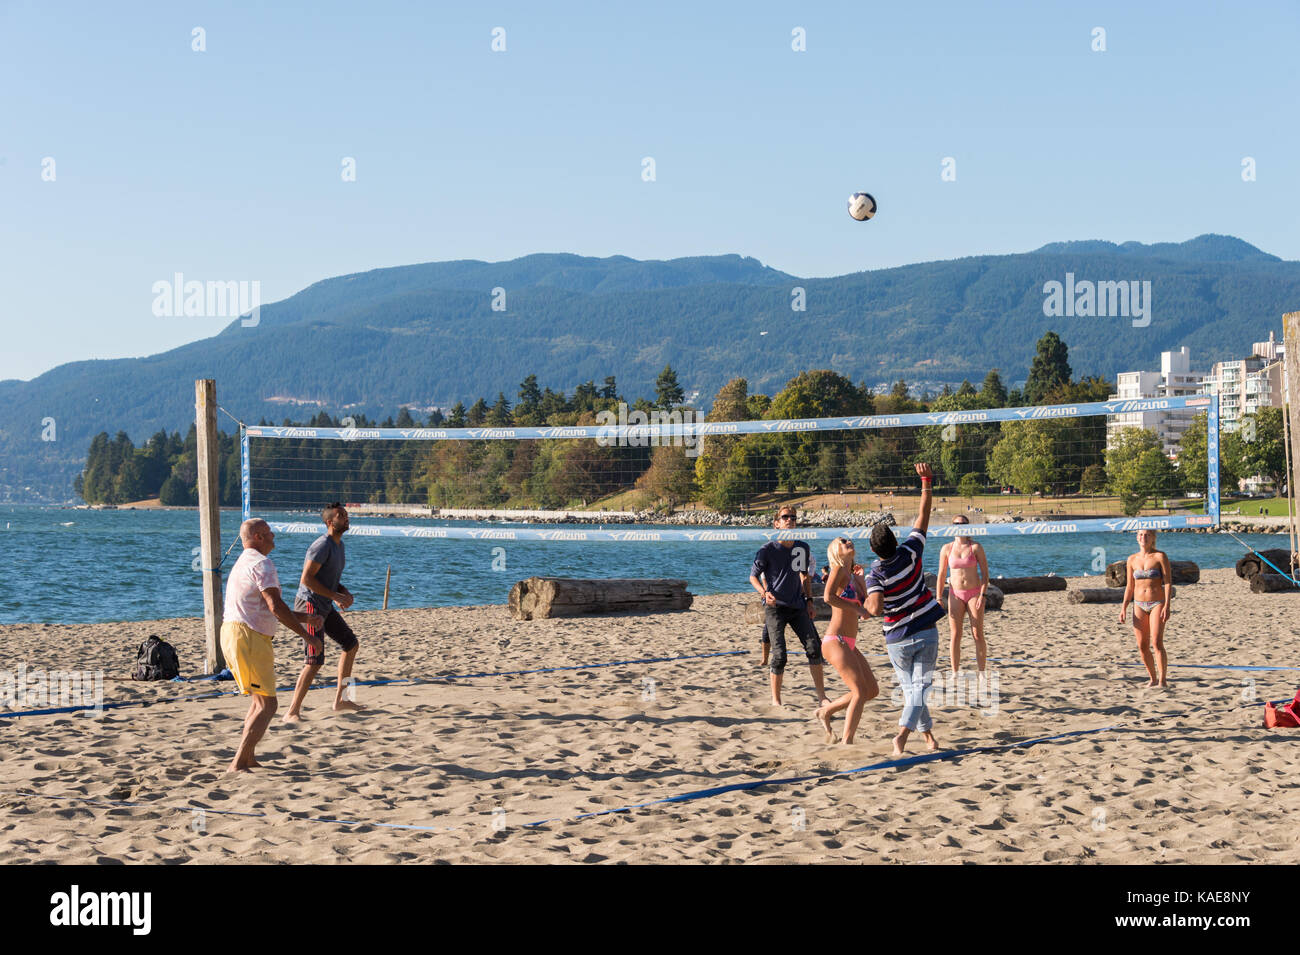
[239,393,1221,541]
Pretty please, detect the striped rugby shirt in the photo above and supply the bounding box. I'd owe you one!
[866,529,946,643]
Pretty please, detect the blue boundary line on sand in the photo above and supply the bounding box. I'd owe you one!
[2,650,1296,721]
[0,650,749,721]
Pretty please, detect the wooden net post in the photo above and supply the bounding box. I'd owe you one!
[1284,313,1300,574]
[196,379,225,674]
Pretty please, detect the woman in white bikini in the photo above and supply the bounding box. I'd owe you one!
[1119,529,1173,687]
[815,538,880,744]
[936,515,989,674]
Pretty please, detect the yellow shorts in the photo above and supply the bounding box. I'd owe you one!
[220,621,276,697]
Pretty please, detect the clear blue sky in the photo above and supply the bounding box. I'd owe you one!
[1,0,1297,381]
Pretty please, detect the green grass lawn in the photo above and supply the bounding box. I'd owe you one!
[1215,496,1292,517]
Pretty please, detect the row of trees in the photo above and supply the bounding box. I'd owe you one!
[75,368,687,506]
[78,335,1279,517]
[76,426,245,507]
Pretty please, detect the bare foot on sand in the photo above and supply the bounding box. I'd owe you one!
[282,712,303,723]
[333,700,365,713]
[892,734,906,756]
[815,702,835,742]
[922,732,938,752]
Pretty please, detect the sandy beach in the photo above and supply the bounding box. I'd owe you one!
[2,567,1298,864]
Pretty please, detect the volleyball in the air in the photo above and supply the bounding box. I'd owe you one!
[847,192,877,221]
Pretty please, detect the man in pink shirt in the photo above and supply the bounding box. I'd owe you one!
[220,519,322,773]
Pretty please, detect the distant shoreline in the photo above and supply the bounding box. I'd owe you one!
[48,500,1294,535]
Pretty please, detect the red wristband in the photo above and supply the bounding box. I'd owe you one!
[921,478,932,485]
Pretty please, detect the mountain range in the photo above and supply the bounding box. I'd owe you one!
[3,234,1297,501]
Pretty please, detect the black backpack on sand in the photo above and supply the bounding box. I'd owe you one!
[132,635,180,681]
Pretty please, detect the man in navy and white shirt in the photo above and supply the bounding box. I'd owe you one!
[865,462,946,755]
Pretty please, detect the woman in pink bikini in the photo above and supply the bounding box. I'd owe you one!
[815,538,880,744]
[1119,529,1172,687]
[936,515,989,674]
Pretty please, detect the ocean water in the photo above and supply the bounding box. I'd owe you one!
[0,504,1288,625]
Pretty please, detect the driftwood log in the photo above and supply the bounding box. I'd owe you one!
[1249,573,1300,593]
[743,596,833,624]
[509,577,692,620]
[1104,560,1200,587]
[1235,550,1298,581]
[1069,586,1176,604]
[989,575,1066,594]
[925,573,1004,611]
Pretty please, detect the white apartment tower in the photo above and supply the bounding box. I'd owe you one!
[1107,347,1203,458]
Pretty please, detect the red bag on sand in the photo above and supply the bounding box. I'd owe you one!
[1264,695,1300,728]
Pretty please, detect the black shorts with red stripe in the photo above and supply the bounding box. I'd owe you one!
[294,600,359,666]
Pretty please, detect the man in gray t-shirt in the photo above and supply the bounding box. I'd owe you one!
[284,502,364,721]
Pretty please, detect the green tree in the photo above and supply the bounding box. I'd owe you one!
[159,474,193,506]
[487,392,511,426]
[958,472,982,499]
[539,388,568,421]
[767,370,870,493]
[978,369,1008,408]
[112,453,145,502]
[915,390,992,485]
[987,422,1055,494]
[1238,407,1287,488]
[79,432,113,502]
[694,378,752,507]
[655,364,684,410]
[636,445,697,509]
[1079,463,1107,495]
[1024,331,1072,405]
[516,375,542,425]
[846,435,891,490]
[447,402,467,428]
[572,380,600,412]
[1177,413,1211,494]
[809,444,846,490]
[700,441,754,511]
[1106,427,1175,516]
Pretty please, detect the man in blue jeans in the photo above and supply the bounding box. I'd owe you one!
[864,463,946,755]
[749,507,828,708]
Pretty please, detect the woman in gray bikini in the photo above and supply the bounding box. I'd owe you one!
[1119,529,1173,687]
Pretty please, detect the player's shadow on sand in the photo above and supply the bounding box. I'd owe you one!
[334,762,777,786]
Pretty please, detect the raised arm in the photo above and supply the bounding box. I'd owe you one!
[823,565,858,613]
[915,462,934,536]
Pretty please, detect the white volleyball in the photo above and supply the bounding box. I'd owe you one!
[848,192,877,221]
